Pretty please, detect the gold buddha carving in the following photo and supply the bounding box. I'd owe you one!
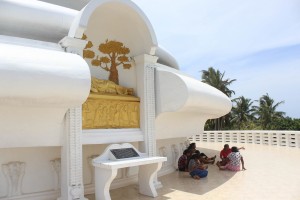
[90,77,134,96]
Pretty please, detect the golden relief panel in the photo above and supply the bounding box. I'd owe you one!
[82,96,140,129]
[82,77,140,129]
[81,33,138,129]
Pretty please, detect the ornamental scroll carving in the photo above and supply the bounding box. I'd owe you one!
[2,161,25,197]
[50,158,61,191]
[83,77,140,129]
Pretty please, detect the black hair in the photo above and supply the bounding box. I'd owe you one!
[190,153,201,160]
[188,143,196,149]
[183,149,192,155]
[195,150,200,154]
[231,146,239,152]
[195,154,202,159]
[224,144,229,148]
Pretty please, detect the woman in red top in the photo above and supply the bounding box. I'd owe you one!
[217,146,246,171]
[218,144,245,166]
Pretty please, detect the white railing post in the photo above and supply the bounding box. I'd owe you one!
[262,132,269,145]
[271,132,278,146]
[217,132,223,143]
[232,132,237,143]
[202,132,208,142]
[240,131,246,143]
[254,132,261,144]
[296,132,299,147]
[288,132,296,147]
[279,132,287,146]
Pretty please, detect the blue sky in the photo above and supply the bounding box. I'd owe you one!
[132,0,300,118]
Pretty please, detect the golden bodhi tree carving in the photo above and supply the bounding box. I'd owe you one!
[82,34,132,85]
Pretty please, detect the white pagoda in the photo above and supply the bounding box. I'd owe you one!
[0,0,231,199]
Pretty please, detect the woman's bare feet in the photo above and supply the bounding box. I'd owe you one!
[193,175,200,180]
[216,161,221,169]
[210,155,217,160]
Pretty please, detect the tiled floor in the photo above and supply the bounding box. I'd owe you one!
[86,142,300,200]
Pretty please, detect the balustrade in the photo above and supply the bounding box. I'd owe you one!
[189,130,300,148]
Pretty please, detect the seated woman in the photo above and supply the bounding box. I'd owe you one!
[178,149,192,172]
[188,154,208,180]
[187,143,216,164]
[217,146,246,171]
[187,143,197,154]
[218,144,245,166]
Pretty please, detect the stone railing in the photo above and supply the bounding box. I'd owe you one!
[189,130,300,148]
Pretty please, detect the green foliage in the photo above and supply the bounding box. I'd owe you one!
[201,67,236,130]
[252,93,285,130]
[201,67,236,97]
[201,67,299,131]
[231,121,262,130]
[204,119,215,130]
[231,96,256,129]
[271,117,300,130]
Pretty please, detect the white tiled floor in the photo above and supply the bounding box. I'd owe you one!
[86,142,300,200]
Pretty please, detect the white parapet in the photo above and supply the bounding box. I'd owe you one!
[0,41,91,148]
[190,131,300,148]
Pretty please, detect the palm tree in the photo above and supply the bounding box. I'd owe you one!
[201,67,236,130]
[253,93,285,129]
[201,67,236,97]
[231,96,256,129]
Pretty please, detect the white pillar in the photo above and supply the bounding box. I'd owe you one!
[134,54,158,156]
[59,37,88,200]
[134,54,162,188]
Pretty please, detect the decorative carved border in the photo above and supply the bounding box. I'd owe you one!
[144,63,157,157]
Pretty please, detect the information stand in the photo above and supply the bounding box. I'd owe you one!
[93,143,167,200]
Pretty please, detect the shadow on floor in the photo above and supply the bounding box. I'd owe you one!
[85,147,237,200]
[156,147,237,196]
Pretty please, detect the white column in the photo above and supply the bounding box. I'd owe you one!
[59,37,88,200]
[134,54,162,188]
[134,54,158,156]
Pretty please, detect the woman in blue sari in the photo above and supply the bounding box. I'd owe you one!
[188,154,208,179]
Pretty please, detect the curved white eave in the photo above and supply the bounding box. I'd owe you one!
[0,42,91,148]
[156,66,232,117]
[0,42,91,106]
[0,0,77,42]
[155,46,180,70]
[155,65,232,139]
[0,0,159,54]
[68,0,158,47]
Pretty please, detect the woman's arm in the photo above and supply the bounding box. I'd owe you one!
[241,156,246,170]
[220,150,223,159]
[188,160,196,172]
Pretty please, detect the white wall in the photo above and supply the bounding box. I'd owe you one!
[156,137,189,176]
[0,147,61,198]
